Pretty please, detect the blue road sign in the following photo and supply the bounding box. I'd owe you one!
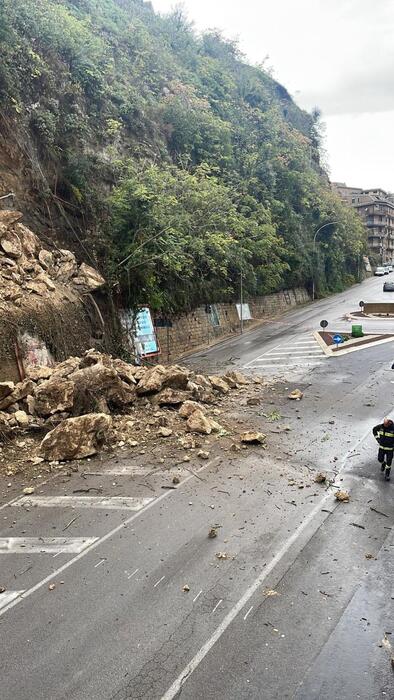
[333,334,343,345]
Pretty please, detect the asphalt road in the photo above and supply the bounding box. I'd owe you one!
[1,275,394,700]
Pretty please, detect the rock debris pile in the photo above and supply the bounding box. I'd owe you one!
[0,209,105,304]
[0,350,260,462]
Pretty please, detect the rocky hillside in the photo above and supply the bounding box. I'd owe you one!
[0,0,366,310]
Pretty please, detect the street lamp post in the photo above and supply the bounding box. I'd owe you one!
[312,221,339,301]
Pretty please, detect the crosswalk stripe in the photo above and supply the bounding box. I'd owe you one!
[0,591,24,610]
[12,496,154,510]
[0,537,98,554]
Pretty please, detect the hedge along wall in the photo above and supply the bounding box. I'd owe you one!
[153,288,309,362]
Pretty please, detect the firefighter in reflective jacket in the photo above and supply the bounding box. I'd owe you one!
[372,417,394,480]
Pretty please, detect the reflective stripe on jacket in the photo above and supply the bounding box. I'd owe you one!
[372,423,394,450]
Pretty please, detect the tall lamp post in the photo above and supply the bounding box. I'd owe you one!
[312,221,339,301]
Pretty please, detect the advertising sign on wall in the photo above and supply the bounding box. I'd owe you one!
[120,307,159,358]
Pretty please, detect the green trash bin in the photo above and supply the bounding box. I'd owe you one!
[351,324,363,338]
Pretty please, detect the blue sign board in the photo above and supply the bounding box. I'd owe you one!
[134,307,159,357]
[332,334,343,345]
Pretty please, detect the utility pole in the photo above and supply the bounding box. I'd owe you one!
[240,267,244,334]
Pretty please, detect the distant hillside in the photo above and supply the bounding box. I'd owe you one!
[0,0,366,310]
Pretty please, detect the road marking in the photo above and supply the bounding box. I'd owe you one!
[0,537,98,554]
[160,425,374,700]
[0,456,222,619]
[211,599,223,614]
[12,495,154,510]
[127,568,139,580]
[154,575,165,588]
[0,591,24,610]
[94,558,106,568]
[243,606,253,621]
[193,590,203,603]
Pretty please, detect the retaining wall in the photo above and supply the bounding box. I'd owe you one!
[153,288,309,362]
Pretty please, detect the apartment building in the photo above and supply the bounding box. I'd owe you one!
[332,183,394,263]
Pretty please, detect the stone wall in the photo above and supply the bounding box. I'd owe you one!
[154,288,309,362]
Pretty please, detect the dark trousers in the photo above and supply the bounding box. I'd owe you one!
[378,448,393,467]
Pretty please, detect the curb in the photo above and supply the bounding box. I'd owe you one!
[313,331,394,357]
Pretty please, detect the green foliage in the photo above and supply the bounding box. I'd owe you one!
[0,0,367,311]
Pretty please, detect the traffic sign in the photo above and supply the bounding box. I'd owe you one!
[320,319,328,328]
[359,301,364,308]
[333,334,343,345]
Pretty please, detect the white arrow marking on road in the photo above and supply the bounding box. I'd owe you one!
[12,496,154,510]
[0,537,98,554]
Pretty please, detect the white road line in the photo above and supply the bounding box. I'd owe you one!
[0,591,24,610]
[193,590,203,603]
[0,456,222,619]
[264,350,323,355]
[94,558,106,568]
[12,496,154,510]
[127,568,139,580]
[160,424,375,700]
[0,537,98,554]
[243,606,253,621]
[153,575,165,588]
[211,599,223,614]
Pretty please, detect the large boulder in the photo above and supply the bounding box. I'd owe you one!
[0,382,15,403]
[136,365,167,395]
[0,229,22,258]
[39,413,112,461]
[224,370,249,386]
[186,409,213,435]
[178,400,201,418]
[70,363,135,412]
[0,379,35,410]
[14,223,40,258]
[34,378,74,416]
[209,375,230,395]
[51,357,80,379]
[112,358,137,385]
[153,388,188,406]
[55,249,78,281]
[72,263,105,292]
[161,365,190,390]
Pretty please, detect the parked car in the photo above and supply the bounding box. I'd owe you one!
[388,265,393,273]
[383,281,394,291]
[375,266,385,276]
[384,265,390,274]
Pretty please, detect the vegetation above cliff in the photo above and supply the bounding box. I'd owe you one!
[0,0,366,309]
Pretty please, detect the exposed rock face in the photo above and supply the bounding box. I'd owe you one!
[39,413,112,461]
[0,211,105,307]
[72,263,105,292]
[34,378,74,417]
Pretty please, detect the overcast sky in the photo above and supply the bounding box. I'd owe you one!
[151,0,394,192]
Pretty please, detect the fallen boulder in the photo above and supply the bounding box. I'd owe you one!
[136,365,166,395]
[209,376,229,395]
[154,388,188,406]
[0,382,14,403]
[288,389,303,401]
[240,431,266,445]
[186,409,213,435]
[179,400,202,418]
[72,263,105,292]
[34,378,74,417]
[224,370,249,386]
[0,379,35,411]
[39,413,112,461]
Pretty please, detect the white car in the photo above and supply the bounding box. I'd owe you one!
[388,265,393,273]
[375,266,385,276]
[384,265,390,274]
